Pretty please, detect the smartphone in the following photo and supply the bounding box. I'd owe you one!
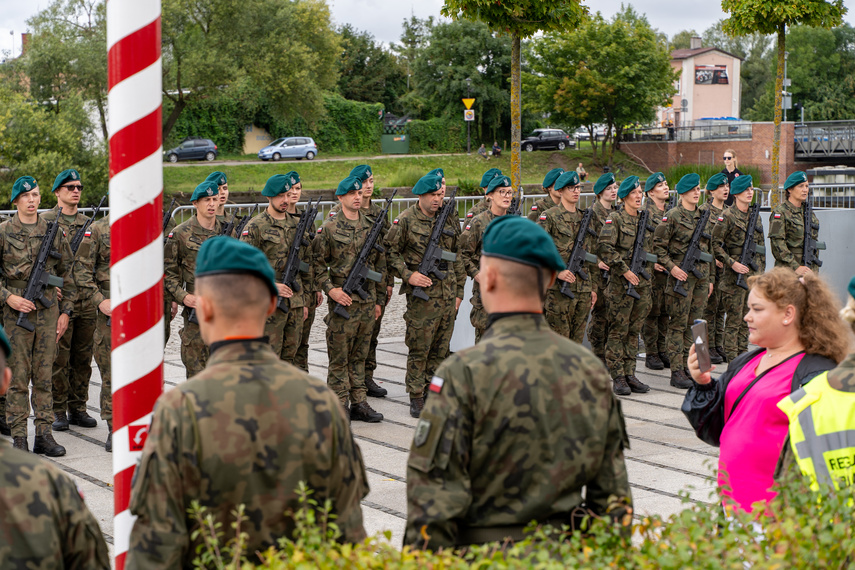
[692,319,712,373]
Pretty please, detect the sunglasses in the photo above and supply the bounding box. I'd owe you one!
[62,184,84,191]
[722,156,733,160]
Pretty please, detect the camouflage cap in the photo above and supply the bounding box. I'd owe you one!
[485,175,511,195]
[729,174,753,195]
[349,165,372,182]
[784,171,808,190]
[645,172,666,193]
[593,173,615,195]
[554,170,581,191]
[196,236,278,297]
[480,168,503,188]
[205,171,228,187]
[191,180,220,201]
[427,168,444,179]
[675,173,701,194]
[11,176,37,202]
[705,172,728,190]
[618,176,641,199]
[0,323,10,358]
[52,169,81,192]
[412,173,444,196]
[482,216,564,271]
[542,168,565,189]
[284,171,301,185]
[336,175,363,196]
[261,174,293,197]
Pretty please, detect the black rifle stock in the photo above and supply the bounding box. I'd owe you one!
[276,199,318,313]
[333,191,398,319]
[735,202,765,290]
[69,195,107,255]
[163,197,178,244]
[220,207,239,237]
[802,191,825,268]
[233,204,258,238]
[666,191,678,212]
[507,188,523,216]
[559,207,599,299]
[413,188,459,302]
[16,208,65,332]
[625,209,657,300]
[673,208,714,297]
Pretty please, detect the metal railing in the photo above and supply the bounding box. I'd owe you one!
[794,121,855,159]
[621,123,753,143]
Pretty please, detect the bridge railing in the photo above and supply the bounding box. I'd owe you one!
[794,121,855,159]
[620,123,753,143]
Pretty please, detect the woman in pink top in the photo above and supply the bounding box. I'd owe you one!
[683,268,847,513]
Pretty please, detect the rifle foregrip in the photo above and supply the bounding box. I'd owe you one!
[440,250,457,262]
[366,269,383,282]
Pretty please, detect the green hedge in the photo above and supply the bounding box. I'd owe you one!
[407,117,468,154]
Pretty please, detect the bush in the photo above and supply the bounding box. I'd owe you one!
[407,117,467,154]
[665,164,763,188]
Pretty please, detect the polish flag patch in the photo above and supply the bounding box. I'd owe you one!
[539,215,547,221]
[717,217,724,222]
[329,211,336,217]
[242,230,250,236]
[662,217,668,222]
[531,206,538,211]
[465,225,471,231]
[429,376,445,394]
[393,219,399,224]
[84,231,92,237]
[466,212,474,218]
[773,213,781,219]
[167,232,174,238]
[605,219,613,224]
[316,227,323,233]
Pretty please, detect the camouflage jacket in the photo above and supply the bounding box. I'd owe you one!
[526,195,558,222]
[240,209,307,309]
[463,198,489,222]
[460,209,498,302]
[329,200,393,288]
[645,200,668,277]
[538,203,597,293]
[164,215,222,305]
[711,205,766,284]
[589,200,616,288]
[385,203,465,300]
[311,209,386,306]
[0,213,75,312]
[652,204,714,287]
[41,206,91,304]
[598,207,655,289]
[768,200,820,270]
[127,339,369,568]
[405,314,631,549]
[0,437,110,568]
[74,215,110,307]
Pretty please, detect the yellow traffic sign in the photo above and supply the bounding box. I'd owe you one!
[462,98,475,109]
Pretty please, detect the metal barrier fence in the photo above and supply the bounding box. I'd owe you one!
[794,121,855,159]
[621,123,753,143]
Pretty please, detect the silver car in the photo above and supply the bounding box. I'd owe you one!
[258,137,318,161]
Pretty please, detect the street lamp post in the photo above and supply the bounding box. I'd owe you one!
[466,77,472,154]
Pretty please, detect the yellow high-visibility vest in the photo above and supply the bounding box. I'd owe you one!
[778,371,855,491]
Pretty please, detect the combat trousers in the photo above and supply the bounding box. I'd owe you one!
[164,295,174,346]
[544,288,591,344]
[92,309,112,422]
[469,286,487,343]
[605,279,652,379]
[3,303,59,437]
[52,299,97,415]
[365,303,385,380]
[325,300,373,405]
[264,305,304,365]
[704,265,726,348]
[404,294,456,397]
[721,283,749,362]
[587,280,610,360]
[665,275,709,371]
[641,271,669,356]
[294,295,319,372]
[180,309,209,378]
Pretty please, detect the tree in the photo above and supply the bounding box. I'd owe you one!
[390,16,434,94]
[336,25,407,114]
[669,29,700,50]
[441,0,588,188]
[722,0,846,193]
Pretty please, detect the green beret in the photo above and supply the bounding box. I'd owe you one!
[284,171,301,186]
[52,169,81,192]
[729,175,753,195]
[412,174,444,196]
[261,174,292,197]
[427,168,444,179]
[618,176,641,200]
[482,216,564,272]
[205,171,227,187]
[485,175,511,195]
[705,172,728,190]
[593,173,615,195]
[195,236,278,297]
[349,165,372,182]
[0,324,11,358]
[555,171,581,191]
[542,168,564,189]
[849,275,855,301]
[336,175,363,196]
[190,180,219,202]
[645,172,666,193]
[675,173,701,195]
[11,176,38,203]
[480,168,503,188]
[784,171,808,190]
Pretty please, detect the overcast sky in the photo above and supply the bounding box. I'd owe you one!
[2,0,855,57]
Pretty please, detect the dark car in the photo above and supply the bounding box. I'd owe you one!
[522,129,574,152]
[165,138,219,162]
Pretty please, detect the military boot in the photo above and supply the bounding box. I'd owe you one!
[645,353,664,370]
[710,347,724,365]
[670,369,693,389]
[612,376,631,396]
[105,421,113,453]
[69,409,97,428]
[0,414,10,436]
[409,396,425,418]
[716,346,728,363]
[626,375,651,393]
[52,411,70,431]
[33,433,66,457]
[659,352,671,369]
[350,401,383,423]
[365,377,388,398]
[12,436,28,451]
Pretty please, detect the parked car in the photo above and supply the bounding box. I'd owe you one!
[258,137,318,161]
[573,127,590,141]
[521,129,574,152]
[164,138,218,162]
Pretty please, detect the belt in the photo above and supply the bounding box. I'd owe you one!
[6,279,28,289]
[456,509,594,546]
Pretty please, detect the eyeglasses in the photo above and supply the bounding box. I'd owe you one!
[62,184,84,191]
[722,156,733,160]
[496,190,514,197]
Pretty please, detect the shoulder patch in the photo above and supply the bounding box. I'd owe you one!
[539,215,547,221]
[773,213,781,219]
[329,211,336,217]
[717,216,724,222]
[429,376,445,394]
[84,230,92,237]
[531,205,538,211]
[466,212,474,218]
[605,219,613,224]
[316,227,323,233]
[167,232,174,238]
[393,218,399,225]
[464,224,471,231]
[662,216,667,222]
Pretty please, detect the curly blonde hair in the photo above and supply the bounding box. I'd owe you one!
[747,268,849,363]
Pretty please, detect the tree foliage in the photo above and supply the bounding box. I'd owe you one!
[336,25,407,115]
[669,29,700,50]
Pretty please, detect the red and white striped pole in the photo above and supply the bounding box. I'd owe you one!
[107,0,164,566]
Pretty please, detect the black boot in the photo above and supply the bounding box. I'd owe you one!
[33,433,66,457]
[350,401,383,423]
[105,421,113,453]
[659,352,671,369]
[409,396,425,418]
[365,377,388,398]
[69,410,97,428]
[645,353,664,370]
[709,347,724,364]
[12,436,28,451]
[716,346,728,363]
[0,414,9,436]
[626,375,651,393]
[612,376,631,396]
[52,411,69,431]
[670,369,693,389]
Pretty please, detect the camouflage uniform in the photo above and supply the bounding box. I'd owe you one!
[526,195,558,222]
[700,202,726,350]
[641,200,669,359]
[538,204,597,343]
[0,437,110,565]
[405,313,631,549]
[463,198,489,222]
[769,200,821,272]
[127,339,368,568]
[712,206,766,361]
[311,210,385,405]
[164,215,222,378]
[163,216,178,345]
[0,214,75,438]
[460,209,498,342]
[587,200,615,361]
[652,204,714,371]
[385,204,465,397]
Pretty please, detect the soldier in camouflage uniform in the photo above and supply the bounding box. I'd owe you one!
[42,169,99,432]
[206,171,237,230]
[386,172,465,418]
[312,175,384,422]
[652,173,714,389]
[700,173,729,364]
[769,171,822,275]
[405,216,631,549]
[460,175,513,342]
[0,177,74,455]
[641,172,671,370]
[164,208,179,344]
[165,180,223,378]
[712,175,766,362]
[537,170,598,343]
[128,237,368,568]
[526,168,563,221]
[587,173,619,363]
[598,176,653,396]
[464,168,502,221]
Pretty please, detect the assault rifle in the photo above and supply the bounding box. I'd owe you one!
[163,197,178,244]
[413,188,459,302]
[559,207,598,299]
[233,204,258,237]
[16,208,65,332]
[673,208,714,297]
[735,202,765,290]
[69,195,106,255]
[220,208,239,237]
[802,191,825,268]
[666,191,678,212]
[333,190,397,319]
[625,209,657,300]
[277,198,319,313]
[507,188,523,216]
